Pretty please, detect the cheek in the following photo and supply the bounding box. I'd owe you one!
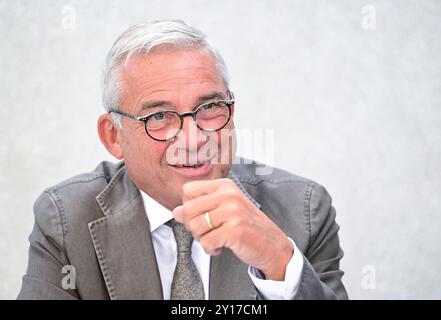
[220,122,236,147]
[121,130,168,166]
[138,140,169,166]
[212,123,236,163]
[152,143,170,163]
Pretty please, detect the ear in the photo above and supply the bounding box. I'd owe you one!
[97,114,124,160]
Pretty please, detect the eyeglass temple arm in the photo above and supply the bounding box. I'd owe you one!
[227,90,235,101]
[108,109,144,121]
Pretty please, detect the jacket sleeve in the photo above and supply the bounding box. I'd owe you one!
[294,184,348,300]
[17,191,79,300]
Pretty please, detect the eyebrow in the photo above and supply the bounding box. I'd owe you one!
[197,91,226,103]
[138,91,227,113]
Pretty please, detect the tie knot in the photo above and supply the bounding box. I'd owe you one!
[166,219,193,253]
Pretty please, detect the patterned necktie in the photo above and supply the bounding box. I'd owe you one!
[166,219,205,300]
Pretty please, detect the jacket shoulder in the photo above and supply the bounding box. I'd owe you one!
[34,161,124,236]
[231,158,320,188]
[44,161,123,194]
[230,158,334,251]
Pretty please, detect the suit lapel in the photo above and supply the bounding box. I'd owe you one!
[209,249,258,299]
[88,166,163,300]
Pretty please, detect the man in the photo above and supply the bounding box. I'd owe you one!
[18,20,348,300]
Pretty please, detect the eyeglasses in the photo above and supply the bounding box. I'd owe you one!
[108,92,234,141]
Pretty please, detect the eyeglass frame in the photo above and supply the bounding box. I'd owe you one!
[108,91,235,141]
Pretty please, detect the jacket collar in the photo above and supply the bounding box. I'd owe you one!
[228,170,261,209]
[89,166,163,299]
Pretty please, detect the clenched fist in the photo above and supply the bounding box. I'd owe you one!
[173,178,294,281]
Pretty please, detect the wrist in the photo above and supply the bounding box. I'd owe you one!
[261,238,294,281]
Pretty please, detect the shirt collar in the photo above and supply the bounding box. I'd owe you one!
[140,190,174,232]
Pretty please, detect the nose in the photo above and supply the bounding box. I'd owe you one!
[175,115,207,152]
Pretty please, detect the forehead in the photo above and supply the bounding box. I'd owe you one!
[119,48,225,105]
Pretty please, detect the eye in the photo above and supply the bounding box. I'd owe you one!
[152,112,166,121]
[201,103,214,110]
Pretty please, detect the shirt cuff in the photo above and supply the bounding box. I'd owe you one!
[248,237,304,300]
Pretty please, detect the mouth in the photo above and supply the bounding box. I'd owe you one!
[168,160,214,178]
[170,162,207,168]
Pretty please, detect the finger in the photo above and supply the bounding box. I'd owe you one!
[211,248,223,256]
[187,207,231,240]
[172,205,184,223]
[182,178,232,201]
[187,213,211,240]
[198,226,228,256]
[181,179,244,226]
[181,191,224,224]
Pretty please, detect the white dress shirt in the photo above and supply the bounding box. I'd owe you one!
[141,190,304,300]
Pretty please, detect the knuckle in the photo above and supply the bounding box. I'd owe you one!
[222,178,234,186]
[182,201,193,215]
[230,216,242,228]
[188,217,198,232]
[193,232,201,241]
[200,237,214,252]
[224,202,238,213]
[199,237,209,250]
[222,189,240,202]
[219,178,234,190]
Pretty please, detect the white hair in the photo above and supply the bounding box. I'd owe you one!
[102,19,231,128]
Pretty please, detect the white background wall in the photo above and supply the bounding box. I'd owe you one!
[1,0,440,299]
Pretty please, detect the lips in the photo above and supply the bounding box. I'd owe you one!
[168,161,213,178]
[170,162,208,168]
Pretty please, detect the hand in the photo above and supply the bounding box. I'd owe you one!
[173,178,294,281]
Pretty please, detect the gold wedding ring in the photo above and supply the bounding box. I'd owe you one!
[204,211,214,230]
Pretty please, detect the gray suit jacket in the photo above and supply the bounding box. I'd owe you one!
[18,159,348,300]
